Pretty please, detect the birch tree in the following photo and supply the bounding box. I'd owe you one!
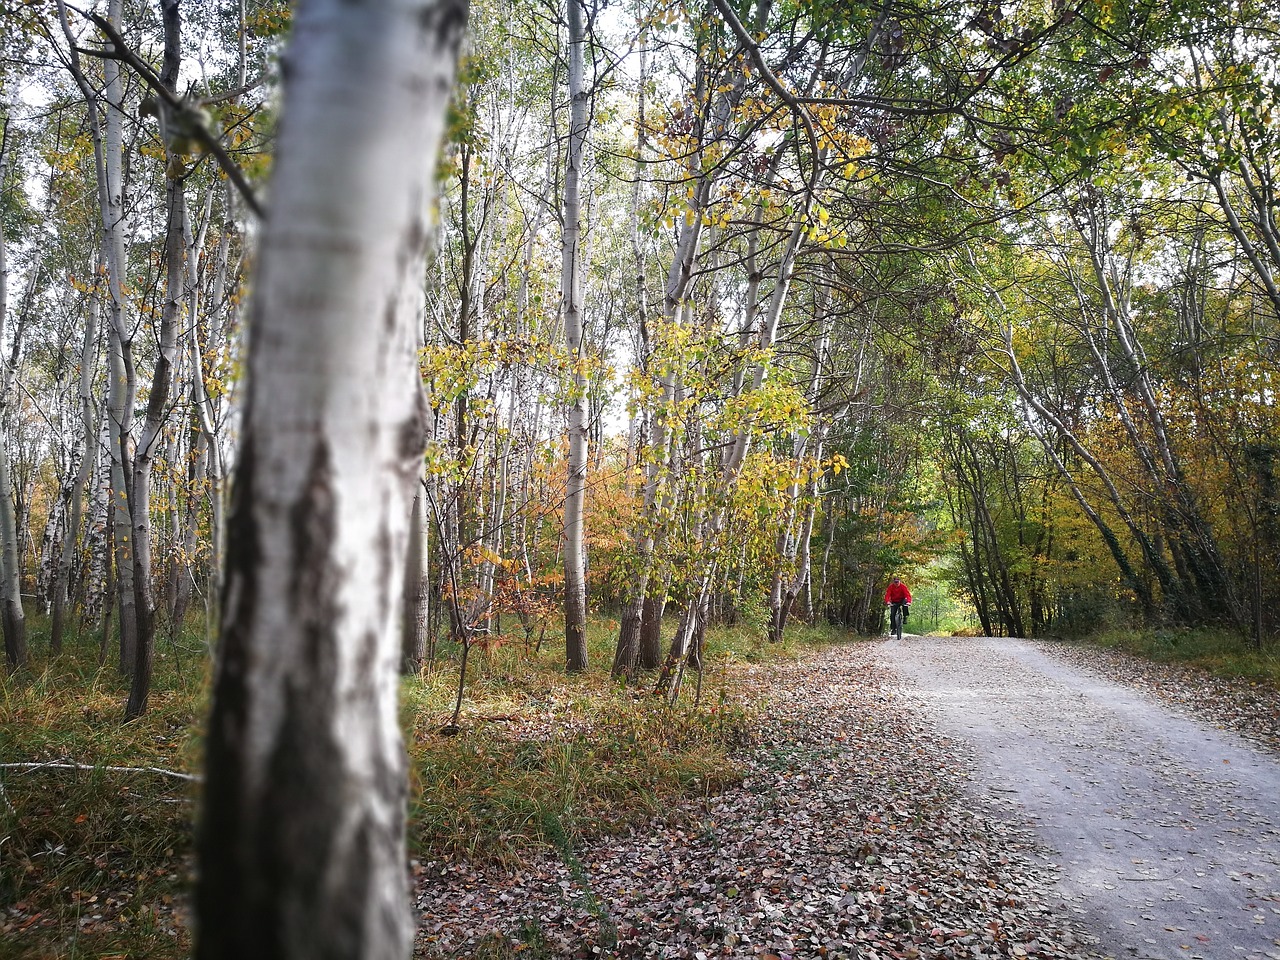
[125,0,185,720]
[195,0,467,956]
[560,0,589,672]
[52,0,140,671]
[612,4,767,676]
[0,120,28,671]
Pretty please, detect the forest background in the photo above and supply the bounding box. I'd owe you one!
[1,0,1279,954]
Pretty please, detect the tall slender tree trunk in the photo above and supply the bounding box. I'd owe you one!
[196,2,465,956]
[401,480,429,675]
[105,0,140,674]
[561,0,590,672]
[58,0,137,665]
[107,339,138,674]
[84,419,111,627]
[125,0,185,721]
[51,295,101,654]
[185,175,238,626]
[611,29,651,681]
[615,36,747,674]
[124,167,182,714]
[0,433,28,670]
[171,186,217,628]
[0,125,27,671]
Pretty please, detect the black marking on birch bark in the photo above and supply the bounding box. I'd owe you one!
[288,441,337,619]
[260,681,355,959]
[195,434,260,959]
[377,511,395,605]
[387,212,426,333]
[416,0,469,40]
[397,402,428,467]
[403,212,426,261]
[353,625,381,718]
[252,437,360,957]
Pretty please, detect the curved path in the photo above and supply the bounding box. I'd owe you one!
[879,636,1280,960]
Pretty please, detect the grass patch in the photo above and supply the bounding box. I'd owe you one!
[402,617,774,864]
[1,624,202,960]
[2,611,841,957]
[1080,625,1280,686]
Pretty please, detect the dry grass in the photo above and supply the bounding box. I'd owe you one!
[0,629,202,960]
[2,614,844,958]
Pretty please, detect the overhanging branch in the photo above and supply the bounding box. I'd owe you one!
[68,4,265,219]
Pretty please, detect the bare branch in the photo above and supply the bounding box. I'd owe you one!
[1,760,201,782]
[706,0,822,207]
[67,4,266,219]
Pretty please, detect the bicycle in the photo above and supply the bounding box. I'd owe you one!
[887,601,908,641]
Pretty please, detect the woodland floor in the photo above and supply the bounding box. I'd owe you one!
[412,637,1280,960]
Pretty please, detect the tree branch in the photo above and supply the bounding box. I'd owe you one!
[68,4,265,219]
[706,0,822,205]
[0,760,201,782]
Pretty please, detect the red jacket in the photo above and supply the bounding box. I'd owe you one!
[884,581,912,604]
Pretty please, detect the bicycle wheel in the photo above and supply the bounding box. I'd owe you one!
[891,604,903,641]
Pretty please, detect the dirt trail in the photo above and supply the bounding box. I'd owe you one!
[882,636,1280,960]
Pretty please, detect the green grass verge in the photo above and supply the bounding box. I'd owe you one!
[0,625,202,960]
[400,615,844,862]
[1081,625,1280,686]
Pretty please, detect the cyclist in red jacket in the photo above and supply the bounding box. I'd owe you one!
[884,576,912,638]
[884,576,912,606]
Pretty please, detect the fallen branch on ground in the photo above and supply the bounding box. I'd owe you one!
[0,761,201,783]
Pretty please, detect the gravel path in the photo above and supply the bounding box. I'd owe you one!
[884,636,1280,960]
[415,643,1101,958]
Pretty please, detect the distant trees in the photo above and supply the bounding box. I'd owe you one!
[0,1,265,692]
[0,118,28,670]
[560,0,589,672]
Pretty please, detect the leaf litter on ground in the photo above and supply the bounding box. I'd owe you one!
[412,643,1106,959]
[11,636,1273,957]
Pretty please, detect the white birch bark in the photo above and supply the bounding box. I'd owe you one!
[196,1,466,956]
[0,128,27,671]
[614,0,774,672]
[106,330,137,674]
[400,479,430,674]
[103,0,139,674]
[656,0,886,684]
[171,184,217,627]
[84,416,112,633]
[191,176,239,610]
[561,0,590,671]
[125,168,183,719]
[769,321,829,641]
[56,0,137,665]
[50,289,101,653]
[124,0,185,720]
[0,432,24,671]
